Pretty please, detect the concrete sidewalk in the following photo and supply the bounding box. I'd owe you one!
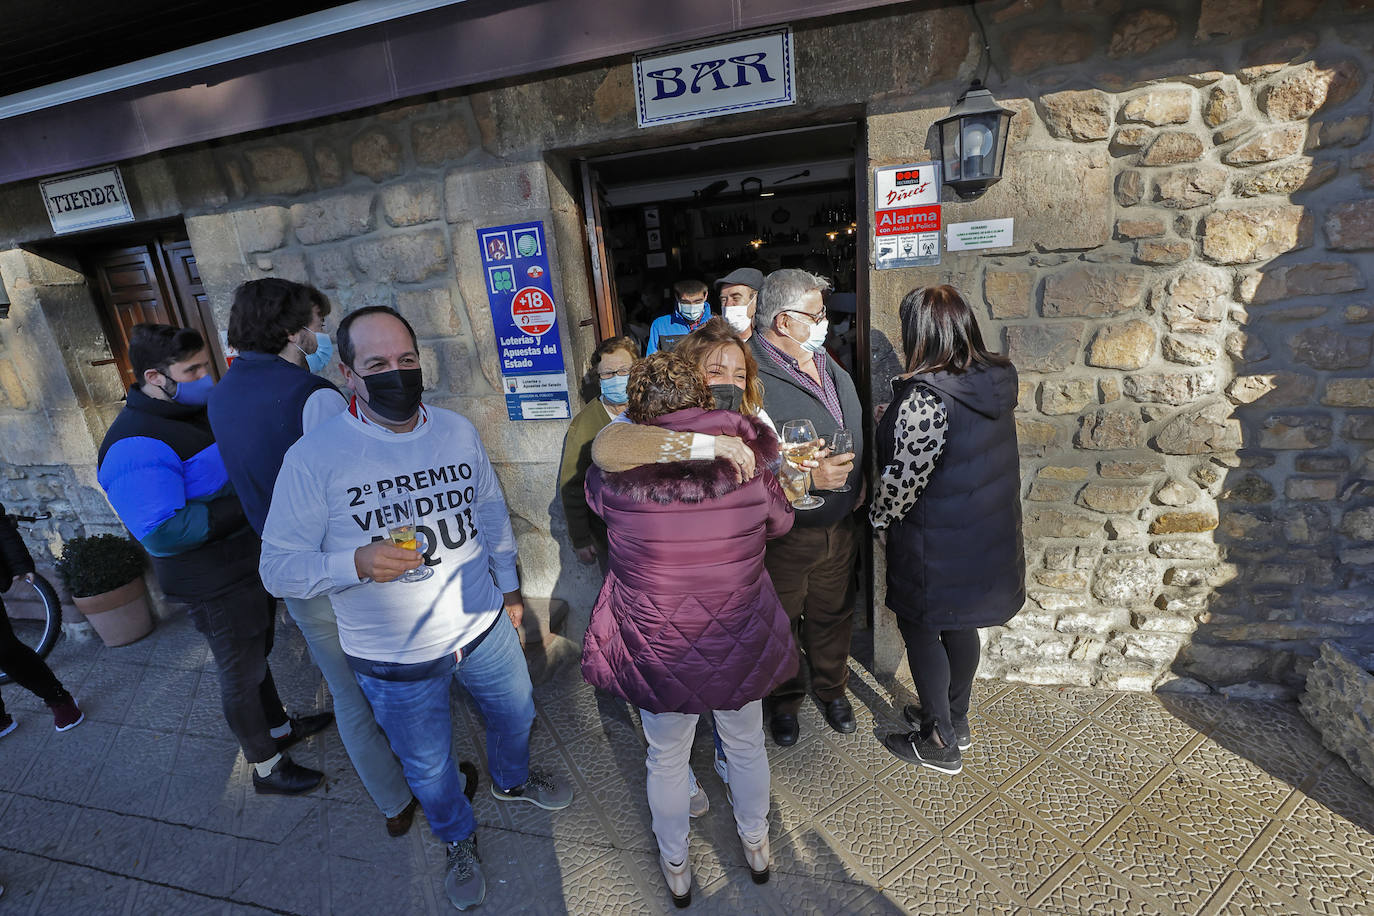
[1,609,1371,915]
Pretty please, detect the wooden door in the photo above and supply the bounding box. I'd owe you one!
[88,245,179,389]
[160,238,227,375]
[579,159,623,340]
[85,236,220,388]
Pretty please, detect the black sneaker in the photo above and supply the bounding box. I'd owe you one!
[444,836,485,911]
[252,756,325,795]
[901,705,973,750]
[490,768,573,810]
[881,727,963,774]
[952,718,973,751]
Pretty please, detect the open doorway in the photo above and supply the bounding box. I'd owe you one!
[579,123,863,375]
[576,123,874,628]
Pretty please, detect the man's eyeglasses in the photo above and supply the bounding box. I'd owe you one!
[597,368,631,380]
[783,309,826,325]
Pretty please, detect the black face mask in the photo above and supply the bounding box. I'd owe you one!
[709,383,744,413]
[359,368,424,422]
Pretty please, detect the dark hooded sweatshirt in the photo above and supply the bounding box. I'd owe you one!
[875,362,1025,628]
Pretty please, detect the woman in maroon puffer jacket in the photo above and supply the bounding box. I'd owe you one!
[583,352,795,907]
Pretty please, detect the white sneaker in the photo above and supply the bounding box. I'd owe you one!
[688,771,709,817]
[659,854,691,908]
[742,833,770,884]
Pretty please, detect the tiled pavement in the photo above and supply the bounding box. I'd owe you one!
[2,610,1372,915]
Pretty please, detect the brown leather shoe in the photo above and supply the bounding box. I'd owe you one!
[386,797,419,837]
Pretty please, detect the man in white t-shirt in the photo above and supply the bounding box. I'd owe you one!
[259,307,572,911]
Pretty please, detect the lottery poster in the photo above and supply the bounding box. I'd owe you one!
[478,221,573,420]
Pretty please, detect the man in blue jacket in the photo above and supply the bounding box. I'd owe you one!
[646,279,712,354]
[97,324,331,795]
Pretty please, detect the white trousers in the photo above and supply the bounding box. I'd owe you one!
[639,700,770,864]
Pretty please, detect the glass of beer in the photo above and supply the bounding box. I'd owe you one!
[780,419,824,510]
[828,428,854,492]
[378,491,433,583]
[778,461,815,508]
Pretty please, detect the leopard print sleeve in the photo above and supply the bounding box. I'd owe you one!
[868,386,948,531]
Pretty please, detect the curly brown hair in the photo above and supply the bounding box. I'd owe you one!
[227,278,320,354]
[625,351,712,423]
[674,317,764,417]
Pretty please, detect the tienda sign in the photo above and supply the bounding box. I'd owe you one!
[634,28,795,127]
[39,166,134,234]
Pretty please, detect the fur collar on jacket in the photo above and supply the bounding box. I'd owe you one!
[599,408,779,505]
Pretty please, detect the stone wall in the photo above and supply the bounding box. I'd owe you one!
[0,248,126,577]
[1301,641,1374,788]
[868,0,1374,696]
[0,0,1370,682]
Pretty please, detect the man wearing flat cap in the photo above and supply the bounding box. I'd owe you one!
[716,267,764,341]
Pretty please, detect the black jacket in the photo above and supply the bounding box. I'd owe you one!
[877,363,1025,627]
[0,503,36,590]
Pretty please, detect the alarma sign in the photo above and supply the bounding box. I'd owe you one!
[873,161,942,269]
[478,220,572,420]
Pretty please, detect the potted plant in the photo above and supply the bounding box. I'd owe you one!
[55,534,154,646]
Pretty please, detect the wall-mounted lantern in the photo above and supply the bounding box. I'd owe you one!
[933,80,1014,200]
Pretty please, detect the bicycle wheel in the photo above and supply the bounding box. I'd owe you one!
[0,574,62,686]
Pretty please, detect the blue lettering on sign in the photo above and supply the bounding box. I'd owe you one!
[647,67,686,100]
[636,28,795,128]
[648,52,777,101]
[728,53,775,88]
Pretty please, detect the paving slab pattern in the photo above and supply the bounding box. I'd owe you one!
[1,611,1372,915]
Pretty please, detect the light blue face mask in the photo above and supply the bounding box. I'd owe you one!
[678,300,705,322]
[600,374,629,404]
[306,331,334,374]
[169,374,214,407]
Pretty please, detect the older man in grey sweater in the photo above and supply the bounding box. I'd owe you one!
[751,269,864,747]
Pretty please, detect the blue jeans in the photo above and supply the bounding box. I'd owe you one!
[353,616,534,843]
[284,595,412,818]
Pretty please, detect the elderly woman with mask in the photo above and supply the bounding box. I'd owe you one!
[558,336,639,570]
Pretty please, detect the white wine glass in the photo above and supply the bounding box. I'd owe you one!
[780,419,824,510]
[829,428,854,493]
[377,491,433,583]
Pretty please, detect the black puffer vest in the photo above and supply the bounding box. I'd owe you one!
[876,362,1025,628]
